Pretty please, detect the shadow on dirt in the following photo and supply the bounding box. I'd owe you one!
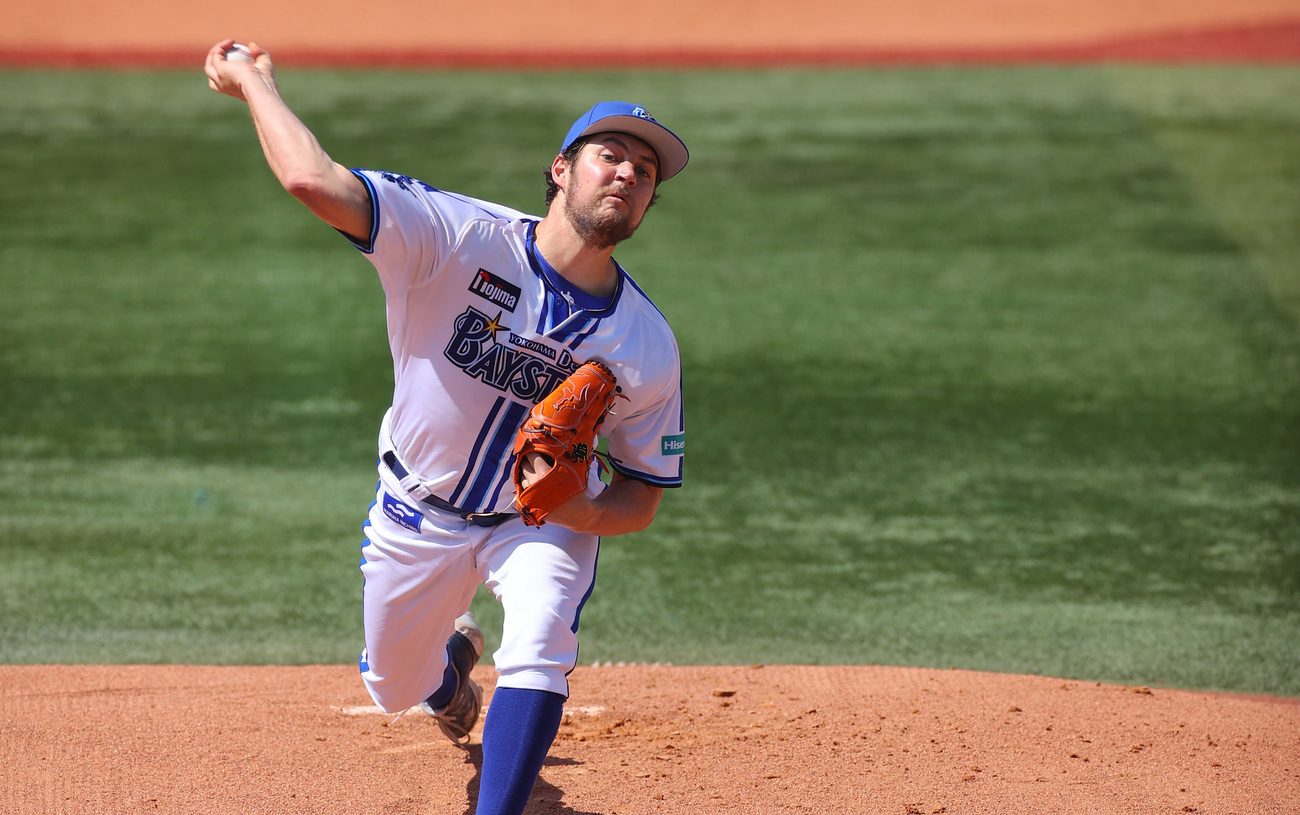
[461,746,602,815]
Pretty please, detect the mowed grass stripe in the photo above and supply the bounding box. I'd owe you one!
[0,68,1296,694]
[1105,66,1300,320]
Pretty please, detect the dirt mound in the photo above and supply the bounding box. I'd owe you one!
[4,664,1296,814]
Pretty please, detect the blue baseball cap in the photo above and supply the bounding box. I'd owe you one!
[561,101,690,182]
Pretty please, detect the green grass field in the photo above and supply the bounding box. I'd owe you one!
[1,66,1297,695]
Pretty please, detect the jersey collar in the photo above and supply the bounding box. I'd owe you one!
[525,220,623,316]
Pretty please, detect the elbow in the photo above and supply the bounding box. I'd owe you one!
[281,170,331,204]
[282,168,355,227]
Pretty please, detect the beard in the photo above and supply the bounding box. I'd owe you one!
[564,189,642,250]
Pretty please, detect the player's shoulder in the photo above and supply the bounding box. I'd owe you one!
[353,168,537,224]
[611,268,682,372]
[617,268,677,333]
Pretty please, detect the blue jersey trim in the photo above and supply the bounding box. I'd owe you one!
[567,318,603,351]
[450,397,507,505]
[609,460,683,488]
[547,313,599,345]
[569,540,601,636]
[618,266,672,325]
[485,447,521,513]
[540,287,571,336]
[524,221,623,343]
[525,221,622,313]
[613,273,684,486]
[339,170,380,253]
[343,170,525,256]
[463,400,530,511]
[359,484,378,565]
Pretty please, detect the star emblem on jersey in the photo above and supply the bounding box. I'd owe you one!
[444,305,583,404]
[484,311,511,341]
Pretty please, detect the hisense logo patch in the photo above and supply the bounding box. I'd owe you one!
[661,434,685,456]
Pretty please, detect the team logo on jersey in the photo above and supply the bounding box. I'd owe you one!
[483,310,511,340]
[379,171,434,194]
[469,269,521,312]
[660,434,685,456]
[445,306,580,402]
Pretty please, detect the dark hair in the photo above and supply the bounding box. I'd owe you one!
[543,141,585,207]
[543,138,661,209]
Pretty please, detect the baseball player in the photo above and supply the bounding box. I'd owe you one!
[204,40,687,815]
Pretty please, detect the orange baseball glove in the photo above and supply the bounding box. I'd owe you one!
[511,360,624,526]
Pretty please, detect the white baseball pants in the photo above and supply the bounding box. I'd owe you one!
[357,482,599,714]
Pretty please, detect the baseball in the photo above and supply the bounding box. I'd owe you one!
[225,44,253,63]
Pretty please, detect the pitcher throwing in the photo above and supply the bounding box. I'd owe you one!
[205,39,688,815]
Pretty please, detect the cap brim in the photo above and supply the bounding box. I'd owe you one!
[573,115,690,182]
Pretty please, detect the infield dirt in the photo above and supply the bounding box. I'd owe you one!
[4,664,1299,814]
[3,0,1299,813]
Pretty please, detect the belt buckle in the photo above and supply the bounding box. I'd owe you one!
[464,511,509,527]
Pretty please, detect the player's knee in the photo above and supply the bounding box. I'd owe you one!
[359,649,448,713]
[362,670,430,713]
[493,609,580,696]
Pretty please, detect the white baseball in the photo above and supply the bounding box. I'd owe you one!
[225,44,253,63]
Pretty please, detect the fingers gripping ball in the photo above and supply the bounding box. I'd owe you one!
[512,361,625,526]
[225,43,254,63]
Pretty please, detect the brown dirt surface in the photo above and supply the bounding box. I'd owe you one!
[2,0,1299,64]
[3,664,1298,814]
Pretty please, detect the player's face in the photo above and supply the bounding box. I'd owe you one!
[561,133,659,249]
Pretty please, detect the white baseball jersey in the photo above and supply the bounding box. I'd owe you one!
[346,169,685,514]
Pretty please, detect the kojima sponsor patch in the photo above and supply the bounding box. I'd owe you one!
[660,434,685,456]
[469,268,521,312]
[382,491,424,532]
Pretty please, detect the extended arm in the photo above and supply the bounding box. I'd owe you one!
[203,40,371,242]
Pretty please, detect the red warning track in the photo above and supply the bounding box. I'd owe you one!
[2,6,1299,67]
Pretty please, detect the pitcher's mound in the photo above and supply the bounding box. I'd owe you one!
[3,664,1296,814]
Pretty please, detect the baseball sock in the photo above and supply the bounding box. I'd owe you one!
[474,687,565,815]
[423,645,459,710]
